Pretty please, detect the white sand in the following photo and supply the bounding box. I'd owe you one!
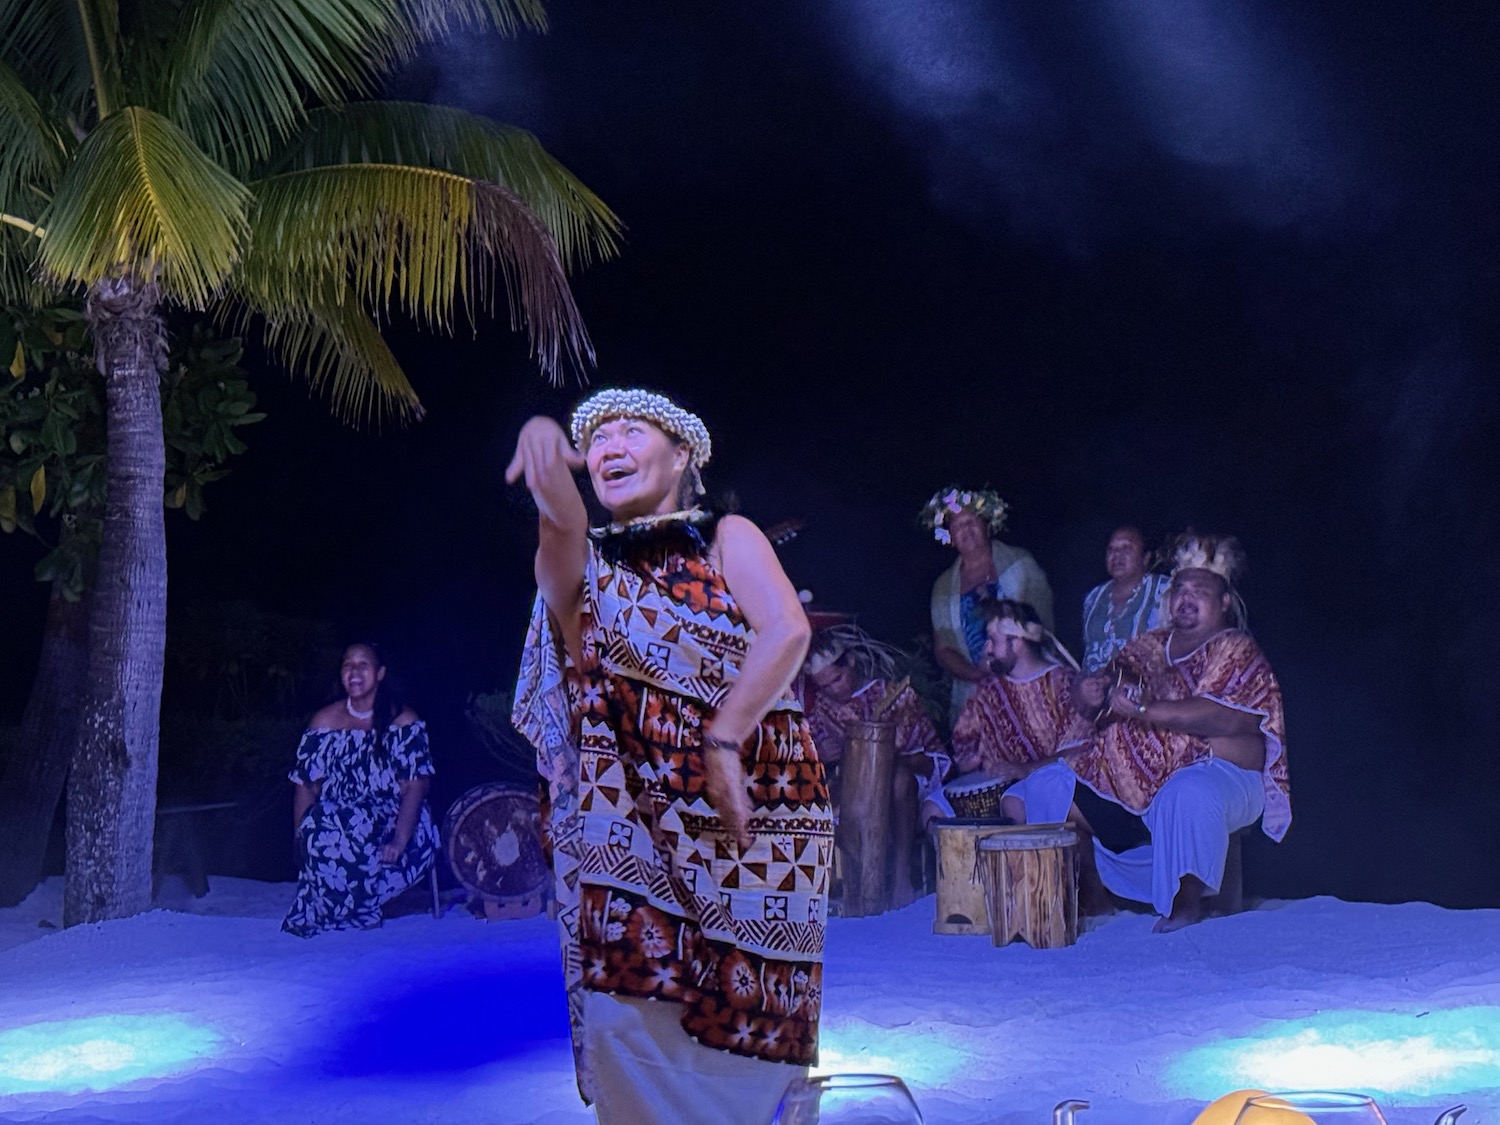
[0,878,1494,1124]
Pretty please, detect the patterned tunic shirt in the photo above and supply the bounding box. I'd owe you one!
[951,666,1092,772]
[1068,628,1292,839]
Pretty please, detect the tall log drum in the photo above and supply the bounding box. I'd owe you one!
[837,719,895,916]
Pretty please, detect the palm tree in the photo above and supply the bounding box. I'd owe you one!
[0,0,619,925]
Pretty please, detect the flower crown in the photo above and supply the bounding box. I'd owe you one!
[919,487,1009,545]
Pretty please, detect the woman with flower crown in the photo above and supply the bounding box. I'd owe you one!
[922,486,1055,724]
[506,389,833,1124]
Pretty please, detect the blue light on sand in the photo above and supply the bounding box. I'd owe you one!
[815,1019,968,1087]
[1168,1006,1500,1101]
[0,1015,220,1095]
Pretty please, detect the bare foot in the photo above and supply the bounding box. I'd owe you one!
[1152,905,1205,933]
[1152,875,1206,933]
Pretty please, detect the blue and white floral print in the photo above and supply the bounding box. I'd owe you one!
[281,721,437,937]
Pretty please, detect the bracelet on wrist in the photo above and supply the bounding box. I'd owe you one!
[1136,702,1148,717]
[703,734,742,753]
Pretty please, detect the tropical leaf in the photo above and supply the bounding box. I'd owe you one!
[243,163,591,383]
[163,0,401,173]
[397,0,546,38]
[0,62,69,212]
[0,225,52,308]
[275,102,621,270]
[0,0,107,125]
[37,106,252,307]
[240,294,424,425]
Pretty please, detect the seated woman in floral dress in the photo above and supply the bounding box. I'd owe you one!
[282,643,438,937]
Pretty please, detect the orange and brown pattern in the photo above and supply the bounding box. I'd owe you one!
[951,666,1092,773]
[1069,628,1291,838]
[568,534,834,1066]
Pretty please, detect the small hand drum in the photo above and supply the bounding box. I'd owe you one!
[945,771,1011,820]
[441,782,550,921]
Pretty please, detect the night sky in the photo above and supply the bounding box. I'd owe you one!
[2,2,1495,906]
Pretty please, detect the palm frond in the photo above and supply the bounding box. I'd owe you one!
[0,0,104,124]
[163,0,399,173]
[274,102,620,270]
[236,293,424,426]
[163,0,547,177]
[0,225,58,307]
[397,0,546,39]
[244,163,591,383]
[37,106,252,307]
[0,62,69,211]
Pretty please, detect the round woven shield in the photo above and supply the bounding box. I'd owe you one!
[441,783,549,906]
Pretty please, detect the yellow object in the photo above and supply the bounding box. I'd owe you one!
[1193,1092,1317,1125]
[1191,1090,1268,1125]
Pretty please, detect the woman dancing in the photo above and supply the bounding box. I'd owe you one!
[508,388,832,1124]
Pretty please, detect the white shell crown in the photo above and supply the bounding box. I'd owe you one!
[569,388,713,470]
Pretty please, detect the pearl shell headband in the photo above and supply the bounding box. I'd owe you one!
[569,388,713,470]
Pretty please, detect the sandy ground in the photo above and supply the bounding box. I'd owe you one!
[0,877,1495,1124]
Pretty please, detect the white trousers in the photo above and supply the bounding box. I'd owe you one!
[1002,759,1078,824]
[1092,758,1264,916]
[585,992,806,1125]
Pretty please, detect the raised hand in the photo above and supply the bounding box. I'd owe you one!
[504,416,586,525]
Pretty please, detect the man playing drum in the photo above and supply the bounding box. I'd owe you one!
[1067,534,1291,932]
[927,599,1092,824]
[803,626,951,908]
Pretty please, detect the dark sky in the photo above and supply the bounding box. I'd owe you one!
[3,2,1496,905]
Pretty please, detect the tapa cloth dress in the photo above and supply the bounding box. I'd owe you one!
[282,720,438,937]
[514,514,835,1111]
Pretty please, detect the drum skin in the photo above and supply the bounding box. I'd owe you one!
[442,782,550,911]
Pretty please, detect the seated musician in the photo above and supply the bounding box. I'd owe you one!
[803,626,951,907]
[928,599,1091,825]
[1067,533,1291,932]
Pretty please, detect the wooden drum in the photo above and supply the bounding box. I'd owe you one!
[442,782,550,921]
[837,719,896,917]
[931,818,1009,935]
[978,824,1080,949]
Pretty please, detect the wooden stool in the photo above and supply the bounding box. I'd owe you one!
[931,818,1010,934]
[978,824,1080,949]
[1202,826,1249,916]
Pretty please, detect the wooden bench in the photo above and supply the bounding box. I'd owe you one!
[153,800,240,898]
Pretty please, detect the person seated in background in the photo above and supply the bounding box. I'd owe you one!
[283,642,438,937]
[804,625,951,907]
[1080,525,1171,672]
[922,487,1054,726]
[1068,534,1291,932]
[930,599,1091,826]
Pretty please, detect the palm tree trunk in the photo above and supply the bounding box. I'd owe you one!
[65,276,168,927]
[0,582,91,907]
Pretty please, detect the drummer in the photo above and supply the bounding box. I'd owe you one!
[926,599,1092,824]
[803,626,951,907]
